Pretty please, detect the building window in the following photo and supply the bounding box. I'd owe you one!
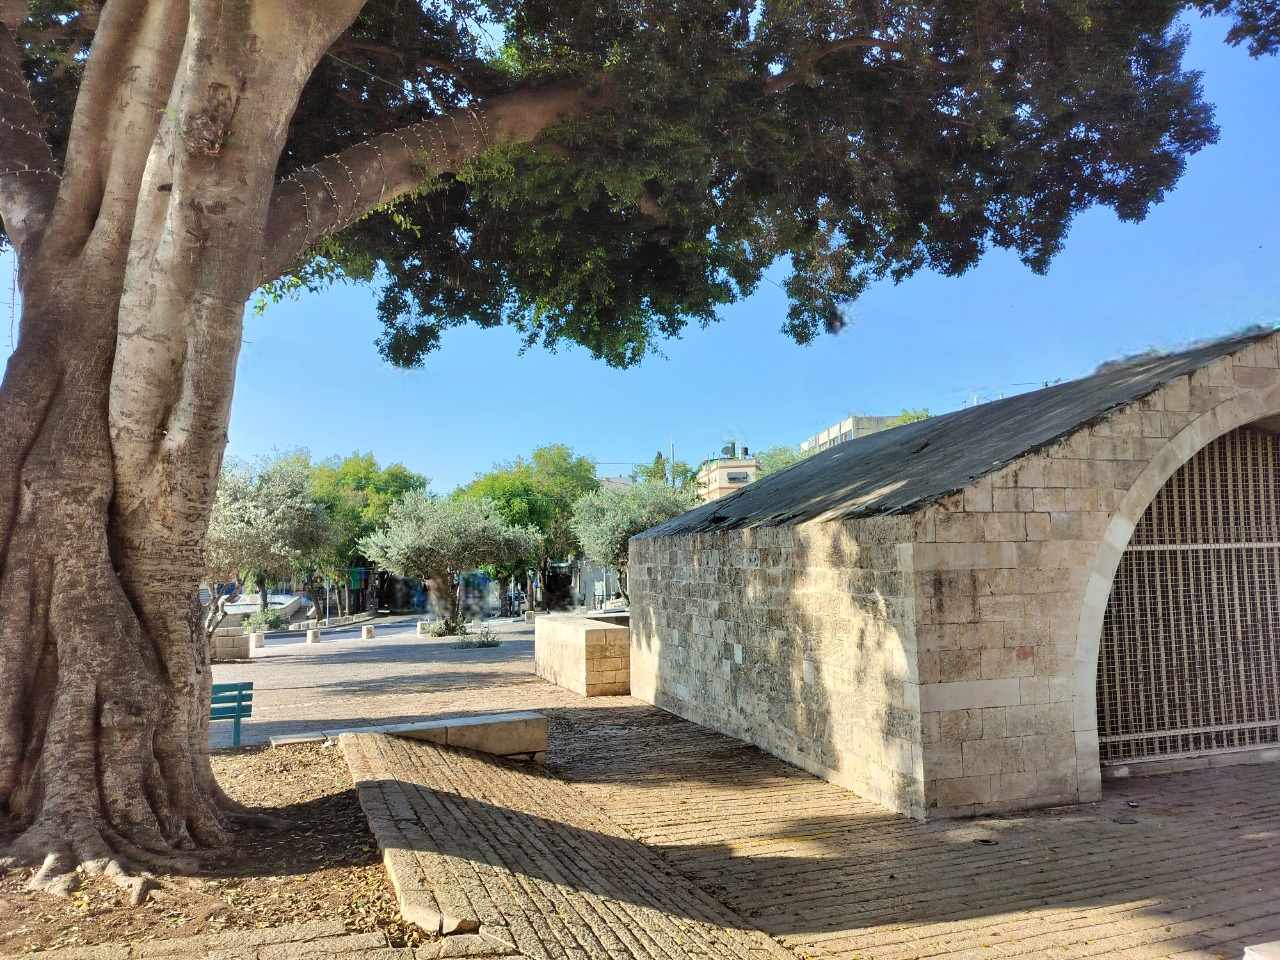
[726,471,750,483]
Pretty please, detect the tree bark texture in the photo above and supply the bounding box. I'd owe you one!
[0,0,600,898]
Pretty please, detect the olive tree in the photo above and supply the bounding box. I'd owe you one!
[360,494,542,632]
[0,0,1273,898]
[203,454,337,623]
[572,482,699,598]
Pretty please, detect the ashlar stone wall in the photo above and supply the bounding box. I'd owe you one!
[629,516,926,818]
[912,338,1280,817]
[534,615,631,697]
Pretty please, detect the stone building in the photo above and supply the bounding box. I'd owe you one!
[629,329,1280,820]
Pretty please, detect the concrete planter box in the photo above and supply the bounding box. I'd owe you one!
[212,633,250,661]
[534,614,630,696]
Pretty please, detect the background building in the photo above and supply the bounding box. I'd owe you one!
[800,414,895,453]
[696,443,759,502]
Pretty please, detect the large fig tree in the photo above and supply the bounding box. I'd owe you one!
[0,0,1273,899]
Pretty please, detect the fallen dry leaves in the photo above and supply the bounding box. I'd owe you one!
[0,743,434,954]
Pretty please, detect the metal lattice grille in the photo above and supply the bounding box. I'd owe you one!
[1097,426,1280,764]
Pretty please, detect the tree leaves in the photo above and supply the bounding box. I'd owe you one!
[10,0,1276,366]
[204,455,337,583]
[360,493,543,582]
[571,481,699,577]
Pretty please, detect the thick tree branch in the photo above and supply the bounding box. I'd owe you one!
[765,36,902,94]
[259,82,595,284]
[0,8,58,258]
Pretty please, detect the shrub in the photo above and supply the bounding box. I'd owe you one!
[244,610,290,631]
[454,623,500,649]
[423,615,468,637]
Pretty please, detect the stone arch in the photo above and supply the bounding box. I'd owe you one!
[1072,380,1280,801]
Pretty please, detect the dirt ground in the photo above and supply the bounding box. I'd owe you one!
[0,743,430,955]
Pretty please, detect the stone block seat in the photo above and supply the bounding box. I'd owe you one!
[534,613,630,696]
[270,711,548,762]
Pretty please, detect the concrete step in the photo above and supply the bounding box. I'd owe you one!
[273,713,547,762]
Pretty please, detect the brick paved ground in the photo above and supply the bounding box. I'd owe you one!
[218,620,1280,960]
[553,705,1280,960]
[344,732,793,960]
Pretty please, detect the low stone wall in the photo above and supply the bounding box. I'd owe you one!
[534,615,630,696]
[211,632,250,661]
[582,611,630,629]
[318,612,378,628]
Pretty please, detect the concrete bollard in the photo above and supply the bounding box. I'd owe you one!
[250,631,265,649]
[362,624,376,639]
[306,629,321,644]
[416,621,430,637]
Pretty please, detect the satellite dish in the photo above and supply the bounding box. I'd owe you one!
[720,444,735,457]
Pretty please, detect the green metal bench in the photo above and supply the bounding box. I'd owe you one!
[211,681,253,746]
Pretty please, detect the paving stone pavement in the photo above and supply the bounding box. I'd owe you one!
[549,708,1280,960]
[210,618,609,749]
[343,732,794,960]
[217,621,1280,960]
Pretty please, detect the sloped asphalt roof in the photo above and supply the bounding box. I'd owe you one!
[638,329,1277,538]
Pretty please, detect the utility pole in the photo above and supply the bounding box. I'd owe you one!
[670,441,676,488]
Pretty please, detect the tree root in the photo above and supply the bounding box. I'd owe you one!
[0,822,196,906]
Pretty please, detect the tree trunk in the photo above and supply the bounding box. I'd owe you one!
[498,576,511,617]
[255,572,270,614]
[0,0,595,900]
[428,573,458,626]
[0,1,366,899]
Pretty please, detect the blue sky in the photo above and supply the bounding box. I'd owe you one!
[3,15,1278,493]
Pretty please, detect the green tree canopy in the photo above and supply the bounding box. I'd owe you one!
[459,444,599,566]
[293,1,1275,367]
[886,408,932,427]
[633,451,699,491]
[205,453,338,597]
[361,493,543,622]
[16,0,1257,368]
[755,444,819,477]
[571,481,699,595]
[311,452,429,566]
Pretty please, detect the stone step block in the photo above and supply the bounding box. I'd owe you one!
[327,712,547,760]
